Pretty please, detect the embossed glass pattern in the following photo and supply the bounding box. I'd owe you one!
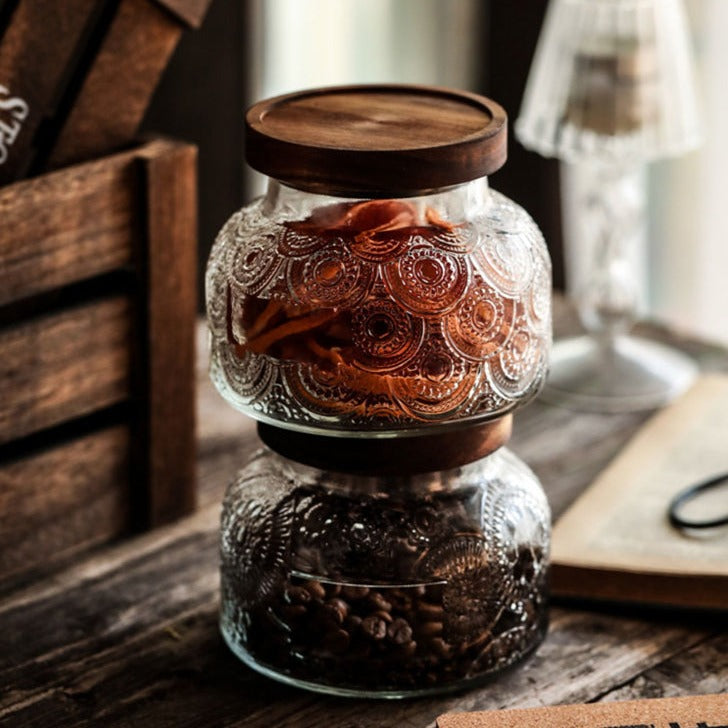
[210,85,553,698]
[219,447,550,698]
[206,178,552,435]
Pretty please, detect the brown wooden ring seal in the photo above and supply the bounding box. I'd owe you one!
[257,416,512,476]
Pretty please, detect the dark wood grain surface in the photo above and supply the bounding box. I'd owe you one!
[0,0,98,183]
[47,0,184,170]
[0,295,132,444]
[138,140,198,527]
[0,147,137,305]
[0,424,131,584]
[245,85,507,197]
[0,301,726,727]
[0,139,198,586]
[154,0,212,29]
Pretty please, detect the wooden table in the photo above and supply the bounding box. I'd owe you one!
[2,302,727,727]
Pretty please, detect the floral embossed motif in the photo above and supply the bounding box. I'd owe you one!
[219,449,550,692]
[207,190,551,430]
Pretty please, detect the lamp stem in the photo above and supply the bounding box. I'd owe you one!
[574,162,646,345]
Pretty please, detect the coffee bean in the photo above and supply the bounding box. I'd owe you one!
[366,592,392,612]
[387,618,413,645]
[396,639,418,658]
[341,585,370,600]
[428,637,453,659]
[416,620,443,637]
[460,628,491,652]
[303,580,326,600]
[281,604,307,620]
[345,614,363,632]
[361,615,388,640]
[223,475,548,693]
[372,609,393,624]
[388,589,412,611]
[323,598,349,625]
[417,602,444,620]
[285,585,311,604]
[321,628,350,655]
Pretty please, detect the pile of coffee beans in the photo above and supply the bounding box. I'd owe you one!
[226,550,545,691]
[220,479,549,692]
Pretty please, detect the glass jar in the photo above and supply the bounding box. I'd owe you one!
[206,88,551,437]
[206,85,553,697]
[219,440,550,698]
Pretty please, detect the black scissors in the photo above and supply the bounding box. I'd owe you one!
[668,472,728,530]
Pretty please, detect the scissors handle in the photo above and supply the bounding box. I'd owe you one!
[668,472,728,530]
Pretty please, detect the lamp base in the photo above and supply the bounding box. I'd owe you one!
[541,334,697,413]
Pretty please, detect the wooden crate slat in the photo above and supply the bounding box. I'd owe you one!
[0,138,198,584]
[0,0,98,183]
[0,148,140,305]
[139,140,197,525]
[0,424,131,585]
[48,0,183,169]
[154,0,211,28]
[0,295,132,444]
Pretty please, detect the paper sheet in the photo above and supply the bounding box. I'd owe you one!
[552,374,728,576]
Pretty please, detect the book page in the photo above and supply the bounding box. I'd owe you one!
[552,374,728,576]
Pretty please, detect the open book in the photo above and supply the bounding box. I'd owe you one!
[551,374,728,610]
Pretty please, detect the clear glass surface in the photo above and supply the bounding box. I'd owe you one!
[219,446,551,698]
[206,179,552,436]
[516,0,701,411]
[543,334,697,412]
[515,0,701,163]
[543,162,696,412]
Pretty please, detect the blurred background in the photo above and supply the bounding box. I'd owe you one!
[141,0,728,346]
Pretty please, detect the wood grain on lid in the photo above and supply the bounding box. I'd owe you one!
[245,85,507,196]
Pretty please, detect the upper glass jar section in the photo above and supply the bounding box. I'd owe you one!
[206,177,551,436]
[206,85,551,435]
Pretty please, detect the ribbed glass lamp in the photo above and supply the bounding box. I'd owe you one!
[516,0,701,412]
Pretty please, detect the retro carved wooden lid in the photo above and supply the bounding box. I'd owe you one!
[245,84,508,197]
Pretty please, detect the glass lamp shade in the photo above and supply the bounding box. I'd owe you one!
[515,0,701,163]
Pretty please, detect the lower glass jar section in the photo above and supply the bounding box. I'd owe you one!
[219,446,550,698]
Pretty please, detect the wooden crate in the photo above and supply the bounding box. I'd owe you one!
[0,0,212,183]
[0,138,197,588]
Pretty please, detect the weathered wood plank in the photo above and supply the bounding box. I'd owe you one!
[0,147,139,305]
[0,296,132,444]
[0,139,199,586]
[154,0,212,28]
[0,309,724,726]
[138,140,198,526]
[0,489,716,727]
[48,0,183,169]
[0,0,98,183]
[510,401,651,519]
[598,632,728,702]
[0,425,131,585]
